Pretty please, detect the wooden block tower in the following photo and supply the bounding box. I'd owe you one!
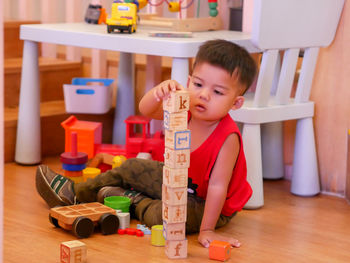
[162,90,190,259]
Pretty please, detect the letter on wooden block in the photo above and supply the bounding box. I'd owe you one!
[165,239,188,259]
[163,166,188,188]
[164,148,190,169]
[163,90,190,113]
[163,111,188,131]
[165,129,191,150]
[60,240,87,263]
[162,184,187,205]
[163,221,186,241]
[162,203,187,224]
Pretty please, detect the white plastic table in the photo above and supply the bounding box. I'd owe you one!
[15,22,260,164]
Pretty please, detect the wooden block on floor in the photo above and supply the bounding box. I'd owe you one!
[162,203,187,224]
[163,166,188,188]
[164,148,190,169]
[60,240,87,263]
[165,239,187,259]
[163,111,188,131]
[163,90,189,113]
[163,221,186,241]
[209,240,231,262]
[165,129,191,150]
[162,184,187,205]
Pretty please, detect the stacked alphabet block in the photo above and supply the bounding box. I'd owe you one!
[162,90,190,259]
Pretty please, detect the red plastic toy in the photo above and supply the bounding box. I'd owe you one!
[95,115,165,161]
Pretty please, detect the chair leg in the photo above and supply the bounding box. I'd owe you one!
[291,117,320,196]
[261,122,284,179]
[242,124,264,209]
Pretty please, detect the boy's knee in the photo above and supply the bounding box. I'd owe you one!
[135,198,163,227]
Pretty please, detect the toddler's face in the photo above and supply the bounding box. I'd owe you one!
[188,62,244,122]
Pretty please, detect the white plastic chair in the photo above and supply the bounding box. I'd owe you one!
[230,0,345,209]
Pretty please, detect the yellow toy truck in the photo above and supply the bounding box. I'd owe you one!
[106,2,137,34]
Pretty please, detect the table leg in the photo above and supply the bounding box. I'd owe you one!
[113,52,135,145]
[15,40,41,164]
[171,58,189,88]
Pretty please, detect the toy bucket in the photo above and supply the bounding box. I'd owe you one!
[104,196,131,212]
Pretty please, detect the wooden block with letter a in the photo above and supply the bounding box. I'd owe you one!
[60,240,87,263]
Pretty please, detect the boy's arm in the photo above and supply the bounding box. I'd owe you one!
[139,80,184,120]
[198,133,241,248]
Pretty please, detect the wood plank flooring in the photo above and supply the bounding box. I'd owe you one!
[4,157,350,262]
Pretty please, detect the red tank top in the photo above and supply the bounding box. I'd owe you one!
[188,114,252,216]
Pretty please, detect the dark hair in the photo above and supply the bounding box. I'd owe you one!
[193,39,257,94]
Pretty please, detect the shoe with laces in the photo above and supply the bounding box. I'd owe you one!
[35,165,76,208]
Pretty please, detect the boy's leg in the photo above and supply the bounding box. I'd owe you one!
[132,193,235,234]
[186,194,236,234]
[75,158,164,202]
[35,158,163,208]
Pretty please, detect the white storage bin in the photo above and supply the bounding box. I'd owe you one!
[63,78,114,114]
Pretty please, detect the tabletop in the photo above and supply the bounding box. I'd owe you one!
[20,23,261,57]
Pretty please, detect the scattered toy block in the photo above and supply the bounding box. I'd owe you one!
[163,221,186,241]
[165,129,191,150]
[116,212,130,229]
[151,225,165,246]
[165,239,188,259]
[60,240,87,263]
[162,184,187,205]
[162,203,187,224]
[164,148,190,169]
[163,111,188,131]
[163,90,190,113]
[209,240,231,262]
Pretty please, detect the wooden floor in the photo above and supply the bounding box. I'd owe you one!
[4,157,350,263]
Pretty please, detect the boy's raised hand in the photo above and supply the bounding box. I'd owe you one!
[153,80,184,102]
[198,230,241,248]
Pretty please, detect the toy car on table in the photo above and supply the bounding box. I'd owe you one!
[49,202,119,238]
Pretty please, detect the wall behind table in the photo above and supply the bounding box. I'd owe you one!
[311,1,350,195]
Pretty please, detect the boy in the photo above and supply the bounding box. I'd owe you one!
[36,39,256,248]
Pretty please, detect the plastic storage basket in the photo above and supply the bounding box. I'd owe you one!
[63,78,114,114]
